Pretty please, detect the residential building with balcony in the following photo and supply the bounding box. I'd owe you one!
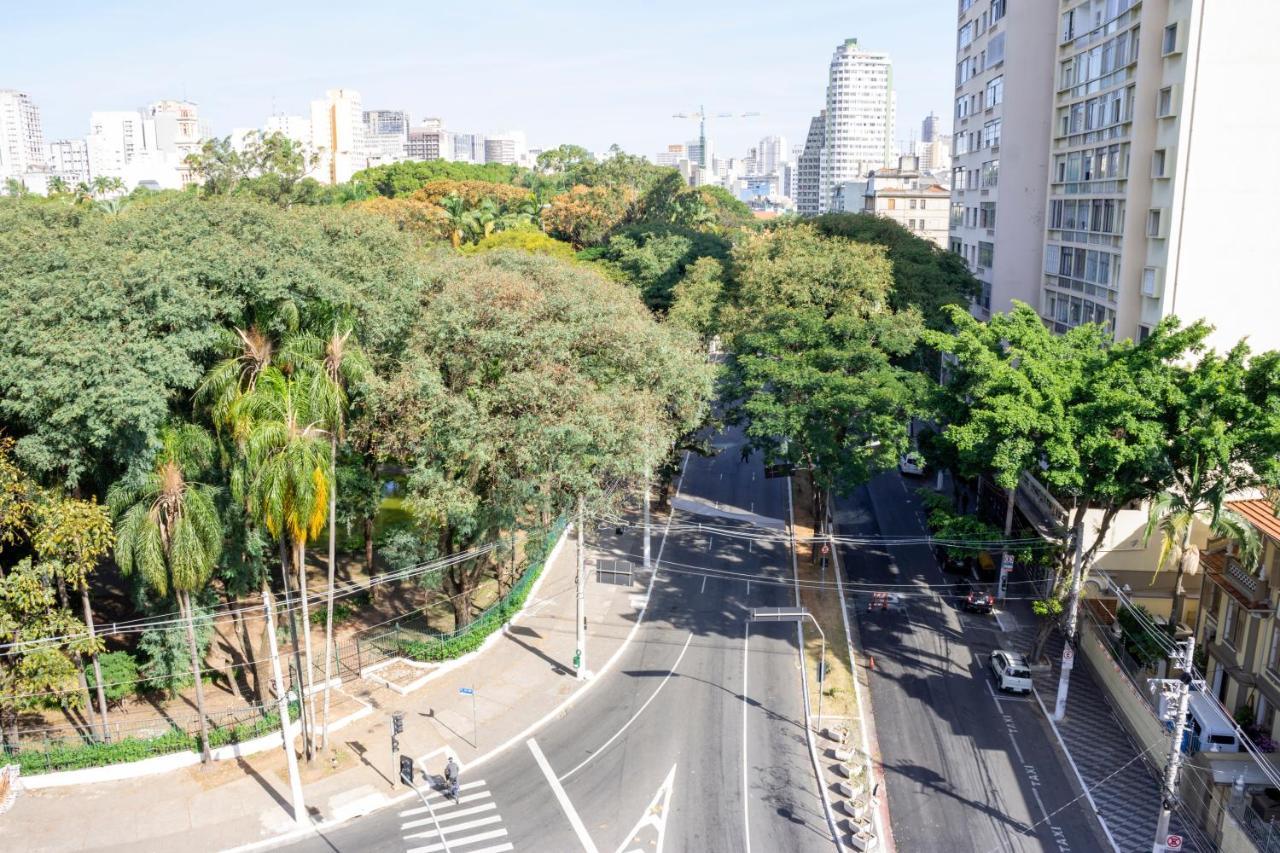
[818,38,895,213]
[0,89,47,188]
[949,0,1057,317]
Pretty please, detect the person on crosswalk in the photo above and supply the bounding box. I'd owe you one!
[444,756,460,802]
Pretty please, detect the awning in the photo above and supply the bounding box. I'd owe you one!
[1200,754,1278,786]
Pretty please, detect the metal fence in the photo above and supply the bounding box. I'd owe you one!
[1232,797,1280,852]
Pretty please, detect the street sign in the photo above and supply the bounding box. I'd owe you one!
[1166,835,1183,850]
[1001,553,1015,574]
[1062,645,1075,670]
[820,544,830,556]
[750,606,809,622]
[458,687,474,696]
[595,559,634,586]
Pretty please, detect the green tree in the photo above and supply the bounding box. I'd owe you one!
[110,423,222,763]
[667,256,725,343]
[282,313,369,751]
[0,558,101,748]
[46,176,69,196]
[31,495,115,741]
[440,195,469,249]
[240,366,332,756]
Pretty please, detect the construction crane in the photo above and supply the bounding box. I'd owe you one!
[671,105,761,170]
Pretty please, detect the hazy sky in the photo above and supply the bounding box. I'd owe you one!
[4,0,955,161]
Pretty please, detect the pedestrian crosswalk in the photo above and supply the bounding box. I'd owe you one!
[398,779,514,853]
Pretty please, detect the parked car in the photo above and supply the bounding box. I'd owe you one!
[989,650,1033,694]
[898,450,925,476]
[955,580,994,614]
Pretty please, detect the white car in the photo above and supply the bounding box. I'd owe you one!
[898,451,925,476]
[989,650,1033,694]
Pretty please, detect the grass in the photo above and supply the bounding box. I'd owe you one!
[791,473,858,732]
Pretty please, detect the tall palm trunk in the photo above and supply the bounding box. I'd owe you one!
[278,538,312,761]
[294,540,318,759]
[1169,521,1196,631]
[321,436,338,752]
[54,574,102,739]
[181,591,212,764]
[257,579,275,703]
[79,584,110,742]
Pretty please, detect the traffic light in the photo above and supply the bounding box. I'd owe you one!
[400,755,415,785]
[392,712,404,736]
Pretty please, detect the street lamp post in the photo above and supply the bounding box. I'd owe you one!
[750,607,827,732]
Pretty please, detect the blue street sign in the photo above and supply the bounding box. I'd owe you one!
[459,687,474,695]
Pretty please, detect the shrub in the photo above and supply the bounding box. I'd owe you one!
[86,651,140,704]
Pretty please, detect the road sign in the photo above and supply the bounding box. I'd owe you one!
[595,559,634,586]
[458,687,474,696]
[1062,645,1075,670]
[750,606,809,622]
[1000,553,1015,574]
[820,543,830,556]
[1166,835,1183,850]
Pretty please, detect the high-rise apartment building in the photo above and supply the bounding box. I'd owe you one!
[0,90,47,183]
[756,135,789,176]
[922,111,942,143]
[47,139,91,186]
[949,0,1057,316]
[310,88,365,184]
[796,111,826,216]
[407,119,446,161]
[86,110,150,176]
[451,133,485,164]
[818,38,895,212]
[264,114,311,144]
[955,0,1280,353]
[86,101,206,189]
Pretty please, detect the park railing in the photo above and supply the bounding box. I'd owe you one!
[2,699,299,776]
[341,517,568,670]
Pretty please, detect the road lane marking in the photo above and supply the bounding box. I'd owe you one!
[527,738,599,853]
[404,814,502,839]
[559,632,694,781]
[700,575,707,593]
[401,801,496,829]
[406,827,509,853]
[613,763,676,853]
[399,784,487,815]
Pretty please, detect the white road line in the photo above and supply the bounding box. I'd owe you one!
[404,814,502,840]
[527,738,599,853]
[700,575,707,594]
[1031,786,1050,822]
[742,621,752,853]
[406,828,509,853]
[464,845,514,853]
[399,784,487,815]
[401,802,496,830]
[560,632,694,780]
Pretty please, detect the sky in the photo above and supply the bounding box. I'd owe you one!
[3,0,956,162]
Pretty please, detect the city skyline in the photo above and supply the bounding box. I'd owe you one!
[1,0,955,159]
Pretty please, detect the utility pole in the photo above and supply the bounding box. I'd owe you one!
[262,591,306,826]
[1053,521,1085,721]
[643,456,652,570]
[574,494,587,680]
[1151,637,1195,853]
[996,484,1016,601]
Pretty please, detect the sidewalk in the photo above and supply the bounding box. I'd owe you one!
[0,517,655,853]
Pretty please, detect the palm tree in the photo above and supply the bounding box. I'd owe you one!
[110,424,222,763]
[1144,489,1262,629]
[90,175,125,199]
[282,314,368,751]
[240,366,332,758]
[47,176,68,196]
[470,198,500,240]
[440,195,469,249]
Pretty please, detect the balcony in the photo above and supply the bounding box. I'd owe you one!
[1204,551,1273,611]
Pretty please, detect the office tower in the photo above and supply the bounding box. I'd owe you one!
[949,0,1056,316]
[363,109,410,163]
[819,38,895,212]
[922,112,942,143]
[796,111,826,216]
[484,132,525,166]
[407,119,446,161]
[47,139,91,186]
[310,88,365,184]
[756,135,789,176]
[0,90,47,184]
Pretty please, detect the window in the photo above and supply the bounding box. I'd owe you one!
[959,20,976,49]
[987,32,1006,65]
[981,159,999,188]
[1142,267,1160,298]
[1137,324,1151,342]
[1061,9,1076,43]
[1268,624,1280,680]
[950,202,964,227]
[1152,149,1167,178]
[979,202,996,229]
[983,119,1002,148]
[1163,23,1180,55]
[950,238,963,255]
[909,198,918,209]
[1158,87,1175,117]
[991,0,1006,23]
[1147,209,1164,238]
[1224,599,1241,646]
[985,75,1004,108]
[977,242,994,267]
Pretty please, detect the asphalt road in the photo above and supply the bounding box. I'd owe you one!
[287,428,834,853]
[834,471,1111,853]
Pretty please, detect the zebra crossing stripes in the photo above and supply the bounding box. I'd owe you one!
[398,779,514,853]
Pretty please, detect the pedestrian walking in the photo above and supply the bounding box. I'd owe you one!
[444,756,460,801]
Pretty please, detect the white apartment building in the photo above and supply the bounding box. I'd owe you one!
[949,0,1057,316]
[86,101,205,190]
[755,135,789,176]
[655,144,687,167]
[818,38,895,213]
[1042,0,1280,352]
[484,131,525,166]
[87,110,150,177]
[916,134,953,174]
[310,88,365,184]
[407,119,446,161]
[0,90,47,185]
[865,155,951,247]
[47,139,90,186]
[363,109,409,164]
[264,114,311,145]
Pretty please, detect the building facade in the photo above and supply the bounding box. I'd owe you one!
[310,88,365,184]
[864,155,951,246]
[407,120,446,161]
[796,111,826,216]
[363,109,410,163]
[922,111,942,143]
[819,38,895,213]
[0,90,46,185]
[949,0,1057,317]
[47,139,91,186]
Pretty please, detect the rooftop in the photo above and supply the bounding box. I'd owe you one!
[1229,499,1280,543]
